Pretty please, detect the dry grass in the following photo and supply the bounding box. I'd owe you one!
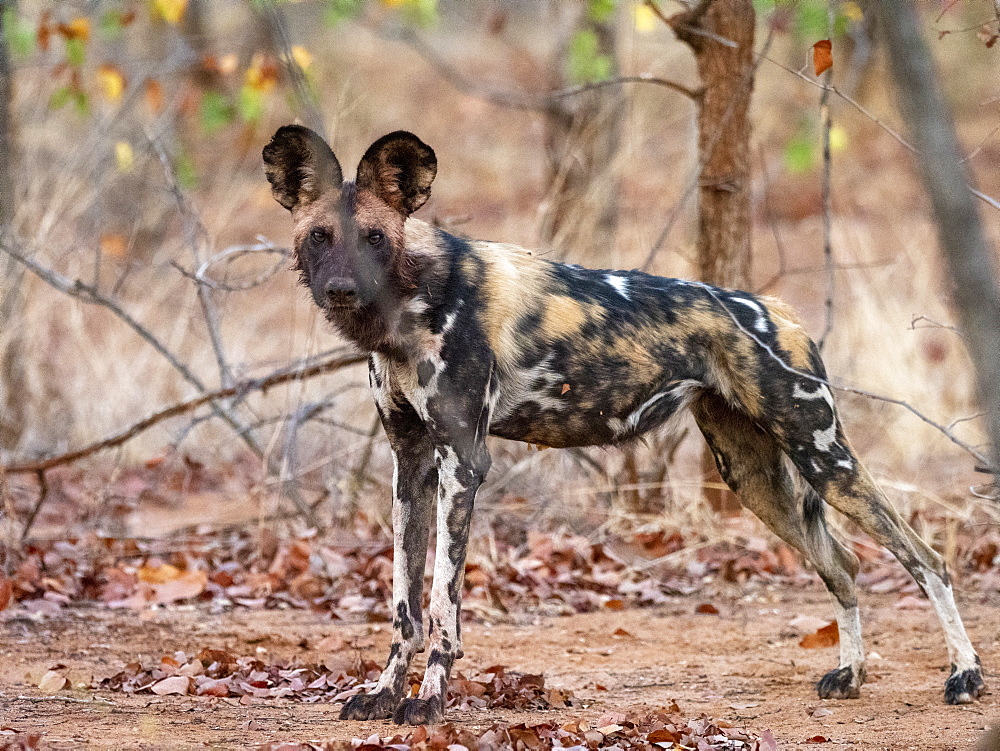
[1,4,998,538]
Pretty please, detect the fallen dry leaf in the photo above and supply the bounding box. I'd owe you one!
[150,676,190,695]
[37,669,67,693]
[695,602,720,615]
[799,621,839,649]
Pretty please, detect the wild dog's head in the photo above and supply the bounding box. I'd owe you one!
[263,125,437,351]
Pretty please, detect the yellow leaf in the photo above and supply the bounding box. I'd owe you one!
[244,54,278,94]
[97,64,126,102]
[633,4,658,33]
[114,142,134,172]
[380,0,407,6]
[842,1,863,22]
[61,17,91,42]
[829,124,848,153]
[153,0,188,25]
[290,45,313,71]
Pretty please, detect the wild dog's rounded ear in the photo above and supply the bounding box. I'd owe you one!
[263,125,343,211]
[356,131,437,216]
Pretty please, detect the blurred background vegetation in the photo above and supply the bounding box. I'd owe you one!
[0,0,998,548]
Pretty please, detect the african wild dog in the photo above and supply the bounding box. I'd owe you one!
[263,125,985,724]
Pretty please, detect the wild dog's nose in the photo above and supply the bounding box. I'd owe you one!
[325,278,357,307]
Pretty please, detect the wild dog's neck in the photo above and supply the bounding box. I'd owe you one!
[329,219,448,359]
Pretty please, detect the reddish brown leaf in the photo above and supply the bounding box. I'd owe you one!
[0,573,12,612]
[806,736,830,743]
[695,602,720,615]
[799,621,839,648]
[813,39,833,76]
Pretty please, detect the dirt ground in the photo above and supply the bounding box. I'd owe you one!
[1,585,997,750]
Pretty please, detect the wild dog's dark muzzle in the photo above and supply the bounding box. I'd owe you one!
[322,277,358,308]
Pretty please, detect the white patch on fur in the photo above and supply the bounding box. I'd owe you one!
[404,295,429,316]
[732,297,769,333]
[836,458,854,470]
[492,354,567,421]
[924,573,980,672]
[813,420,838,452]
[607,380,700,438]
[442,304,462,334]
[793,382,834,409]
[605,274,630,300]
[835,602,866,672]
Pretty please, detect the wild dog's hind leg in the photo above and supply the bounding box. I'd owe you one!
[778,379,984,704]
[340,399,434,721]
[692,391,867,699]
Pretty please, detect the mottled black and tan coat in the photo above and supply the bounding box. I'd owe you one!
[263,126,984,725]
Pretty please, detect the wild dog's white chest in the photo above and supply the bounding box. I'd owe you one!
[371,332,447,423]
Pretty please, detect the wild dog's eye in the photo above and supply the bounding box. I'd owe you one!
[367,231,383,246]
[310,228,328,243]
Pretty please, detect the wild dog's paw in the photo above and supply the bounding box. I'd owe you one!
[816,666,862,700]
[945,666,985,705]
[393,696,444,725]
[339,690,399,720]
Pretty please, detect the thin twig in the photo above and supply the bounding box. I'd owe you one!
[2,350,367,475]
[909,314,963,337]
[256,0,325,134]
[816,17,835,352]
[401,30,701,108]
[21,470,48,541]
[767,56,1000,214]
[15,695,116,706]
[0,239,207,393]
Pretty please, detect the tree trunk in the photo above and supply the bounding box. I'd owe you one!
[541,2,623,259]
[671,0,756,515]
[0,0,27,455]
[874,1,1000,477]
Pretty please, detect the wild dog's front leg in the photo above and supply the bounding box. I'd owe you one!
[340,406,435,720]
[393,441,490,725]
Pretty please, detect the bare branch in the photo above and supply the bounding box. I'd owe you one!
[255,0,325,134]
[0,238,208,393]
[2,349,367,475]
[767,56,1000,215]
[817,59,835,351]
[400,31,701,109]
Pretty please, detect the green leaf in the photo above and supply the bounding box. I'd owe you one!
[784,134,815,174]
[71,88,90,116]
[175,151,198,190]
[325,0,365,26]
[566,28,613,84]
[401,0,438,28]
[49,86,73,110]
[793,0,828,40]
[99,10,125,39]
[65,37,86,67]
[3,8,35,58]
[587,0,616,24]
[237,84,265,124]
[199,90,236,133]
